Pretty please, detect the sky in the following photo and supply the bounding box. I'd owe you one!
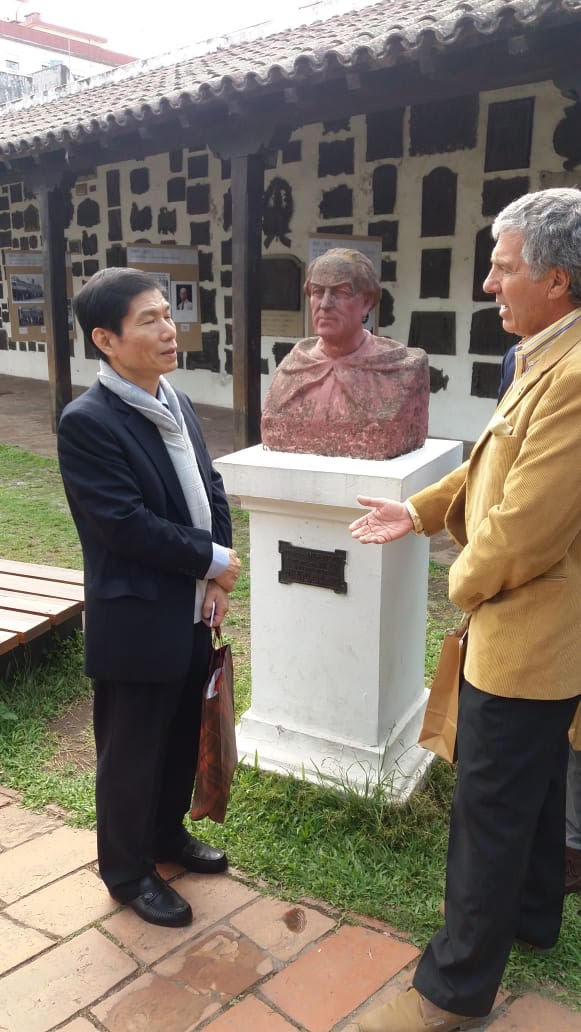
[0,0,318,58]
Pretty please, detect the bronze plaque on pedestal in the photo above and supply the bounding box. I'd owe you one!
[278,541,347,594]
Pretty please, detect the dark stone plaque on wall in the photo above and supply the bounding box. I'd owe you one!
[421,168,457,237]
[381,259,396,281]
[106,170,121,208]
[187,184,210,215]
[481,176,529,217]
[170,149,183,173]
[409,311,456,355]
[485,98,535,172]
[366,108,404,161]
[186,330,220,373]
[200,287,217,324]
[319,185,352,219]
[410,94,478,155]
[190,221,210,246]
[469,308,518,356]
[429,366,449,393]
[77,198,100,227]
[130,167,150,194]
[279,541,347,594]
[472,226,494,301]
[367,220,398,251]
[273,341,295,365]
[188,154,209,179]
[108,208,123,241]
[553,102,581,171]
[167,177,186,202]
[471,361,501,398]
[372,165,397,215]
[199,251,213,282]
[282,140,302,164]
[318,139,354,177]
[379,288,395,326]
[420,249,451,298]
[262,258,302,311]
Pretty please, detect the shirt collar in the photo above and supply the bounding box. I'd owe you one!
[514,308,581,381]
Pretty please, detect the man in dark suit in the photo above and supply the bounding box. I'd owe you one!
[58,268,241,928]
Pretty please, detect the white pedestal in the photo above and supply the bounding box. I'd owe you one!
[216,439,462,800]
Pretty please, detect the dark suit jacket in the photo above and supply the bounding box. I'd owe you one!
[57,381,232,683]
[498,345,517,402]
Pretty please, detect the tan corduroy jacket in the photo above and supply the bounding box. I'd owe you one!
[409,322,581,740]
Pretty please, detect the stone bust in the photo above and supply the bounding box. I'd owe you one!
[261,248,429,460]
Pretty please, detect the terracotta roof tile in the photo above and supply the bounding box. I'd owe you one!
[0,0,579,156]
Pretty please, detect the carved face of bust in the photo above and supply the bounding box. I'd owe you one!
[305,249,380,354]
[309,277,371,350]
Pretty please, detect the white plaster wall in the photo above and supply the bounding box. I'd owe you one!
[0,77,574,444]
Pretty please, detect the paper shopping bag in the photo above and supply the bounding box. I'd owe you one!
[191,630,237,823]
[418,627,467,764]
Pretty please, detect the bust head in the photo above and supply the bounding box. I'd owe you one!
[305,249,381,356]
[261,248,429,460]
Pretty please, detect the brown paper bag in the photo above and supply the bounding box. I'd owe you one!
[191,630,237,824]
[418,627,467,764]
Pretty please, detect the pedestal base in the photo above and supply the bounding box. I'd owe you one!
[216,439,462,801]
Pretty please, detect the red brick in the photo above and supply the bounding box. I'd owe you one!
[0,803,61,848]
[103,872,258,964]
[205,996,297,1030]
[93,971,220,1031]
[262,923,419,1031]
[0,913,52,975]
[486,993,581,1031]
[154,926,273,997]
[6,869,116,936]
[0,928,136,1032]
[230,896,337,960]
[0,826,97,903]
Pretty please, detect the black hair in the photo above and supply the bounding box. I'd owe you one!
[73,267,161,361]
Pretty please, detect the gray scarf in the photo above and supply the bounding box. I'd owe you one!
[98,361,211,622]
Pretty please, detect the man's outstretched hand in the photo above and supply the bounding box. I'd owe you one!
[349,496,414,544]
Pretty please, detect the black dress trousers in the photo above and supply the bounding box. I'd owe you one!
[413,679,579,1018]
[93,621,212,895]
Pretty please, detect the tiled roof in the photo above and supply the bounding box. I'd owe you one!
[0,0,579,157]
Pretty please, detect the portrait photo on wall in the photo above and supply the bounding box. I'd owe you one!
[11,273,45,303]
[172,281,197,322]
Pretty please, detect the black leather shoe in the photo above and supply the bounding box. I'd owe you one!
[157,834,227,874]
[113,872,193,927]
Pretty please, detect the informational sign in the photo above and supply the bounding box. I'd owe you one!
[6,251,46,343]
[127,245,202,352]
[6,250,75,347]
[306,233,382,335]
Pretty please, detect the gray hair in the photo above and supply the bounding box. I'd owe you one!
[492,187,581,304]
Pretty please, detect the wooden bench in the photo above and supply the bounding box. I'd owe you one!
[0,559,84,671]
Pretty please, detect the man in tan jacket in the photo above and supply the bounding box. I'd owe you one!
[350,188,581,1032]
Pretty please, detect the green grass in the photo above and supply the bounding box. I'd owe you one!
[0,443,579,1008]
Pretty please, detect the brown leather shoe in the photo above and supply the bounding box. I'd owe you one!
[356,988,481,1031]
[565,845,581,893]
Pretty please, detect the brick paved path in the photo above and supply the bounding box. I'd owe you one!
[1,373,578,1029]
[2,787,579,1032]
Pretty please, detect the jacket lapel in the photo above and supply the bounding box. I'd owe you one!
[104,388,193,525]
[468,322,581,464]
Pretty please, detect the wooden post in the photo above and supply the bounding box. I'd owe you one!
[38,183,72,432]
[231,153,264,450]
